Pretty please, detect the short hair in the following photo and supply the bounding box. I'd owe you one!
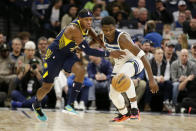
[37,36,47,44]
[12,37,22,44]
[78,8,92,18]
[101,16,116,26]
[93,4,102,13]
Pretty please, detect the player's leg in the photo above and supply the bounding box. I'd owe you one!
[33,53,62,121]
[119,62,140,119]
[63,55,85,114]
[109,85,130,122]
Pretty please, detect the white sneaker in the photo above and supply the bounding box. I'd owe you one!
[79,101,86,111]
[74,101,79,110]
[56,99,61,109]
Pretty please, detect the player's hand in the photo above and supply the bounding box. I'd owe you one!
[149,79,159,93]
[109,50,126,59]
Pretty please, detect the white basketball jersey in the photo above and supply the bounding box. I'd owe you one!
[103,29,144,75]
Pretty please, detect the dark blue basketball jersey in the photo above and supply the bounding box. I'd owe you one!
[45,19,88,60]
[104,30,122,51]
[42,19,88,82]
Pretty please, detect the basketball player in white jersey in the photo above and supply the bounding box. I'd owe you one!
[100,16,159,122]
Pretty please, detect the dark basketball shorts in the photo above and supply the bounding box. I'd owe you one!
[42,49,80,83]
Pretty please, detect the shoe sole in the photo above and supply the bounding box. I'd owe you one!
[111,116,130,122]
[62,109,78,115]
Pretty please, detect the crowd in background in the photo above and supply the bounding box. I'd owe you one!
[0,0,196,113]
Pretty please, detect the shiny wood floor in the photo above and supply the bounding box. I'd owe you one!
[0,109,196,131]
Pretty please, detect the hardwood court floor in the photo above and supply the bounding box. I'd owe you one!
[0,109,196,131]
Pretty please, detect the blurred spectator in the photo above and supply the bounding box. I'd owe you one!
[63,0,79,13]
[150,0,173,24]
[161,38,170,50]
[87,44,113,110]
[162,24,175,40]
[173,0,187,22]
[115,11,132,28]
[185,9,192,21]
[150,48,173,111]
[61,5,78,29]
[132,70,146,103]
[16,41,42,80]
[0,32,5,45]
[137,8,148,28]
[0,43,17,106]
[109,4,121,17]
[32,0,50,32]
[144,20,163,48]
[173,12,186,30]
[163,42,178,65]
[131,34,143,49]
[180,76,196,114]
[107,0,130,17]
[11,58,46,108]
[183,18,196,39]
[0,92,6,107]
[190,43,196,64]
[44,0,64,37]
[10,38,23,63]
[137,0,146,9]
[130,7,139,20]
[92,4,103,33]
[171,49,196,106]
[48,37,55,45]
[35,36,48,62]
[175,34,190,55]
[17,32,31,50]
[84,0,105,11]
[141,39,154,60]
[54,70,68,109]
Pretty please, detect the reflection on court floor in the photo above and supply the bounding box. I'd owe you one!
[0,108,196,131]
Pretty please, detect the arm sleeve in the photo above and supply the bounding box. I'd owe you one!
[78,40,110,57]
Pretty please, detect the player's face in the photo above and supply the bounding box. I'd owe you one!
[79,17,93,29]
[102,25,116,39]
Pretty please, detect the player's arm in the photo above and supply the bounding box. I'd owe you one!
[119,34,159,93]
[88,28,105,48]
[69,26,124,58]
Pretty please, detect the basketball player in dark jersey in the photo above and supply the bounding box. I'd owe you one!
[32,9,125,121]
[100,16,159,122]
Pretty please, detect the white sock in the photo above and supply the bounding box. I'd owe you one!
[130,101,138,109]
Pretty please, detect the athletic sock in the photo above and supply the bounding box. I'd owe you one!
[67,81,82,106]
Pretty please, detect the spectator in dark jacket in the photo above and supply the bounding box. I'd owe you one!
[183,18,196,39]
[44,0,64,37]
[150,0,173,24]
[145,48,173,112]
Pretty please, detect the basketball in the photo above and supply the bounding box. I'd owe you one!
[111,73,131,93]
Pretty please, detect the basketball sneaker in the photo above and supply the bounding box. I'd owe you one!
[63,105,78,115]
[111,112,131,122]
[32,102,47,122]
[130,108,140,120]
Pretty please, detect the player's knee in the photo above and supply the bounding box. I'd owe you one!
[109,91,116,100]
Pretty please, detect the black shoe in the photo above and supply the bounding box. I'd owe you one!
[32,102,47,121]
[111,112,131,122]
[130,108,140,119]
